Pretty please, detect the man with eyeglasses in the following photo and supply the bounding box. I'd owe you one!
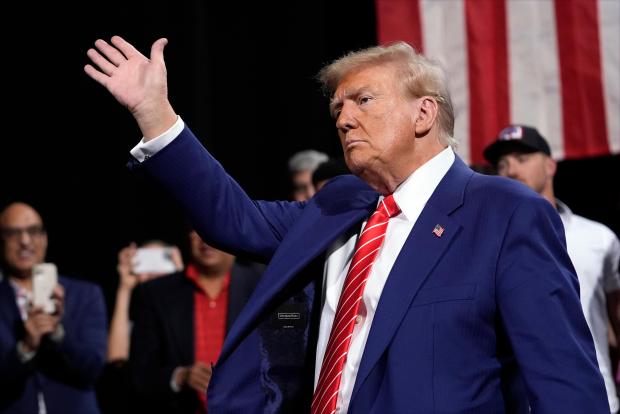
[0,202,107,414]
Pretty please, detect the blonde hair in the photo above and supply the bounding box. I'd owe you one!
[318,41,456,148]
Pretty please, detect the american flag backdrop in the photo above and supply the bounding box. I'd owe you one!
[375,0,620,165]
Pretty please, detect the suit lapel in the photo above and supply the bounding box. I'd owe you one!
[351,156,473,400]
[217,178,379,364]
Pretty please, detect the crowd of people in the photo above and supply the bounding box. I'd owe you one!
[0,37,618,414]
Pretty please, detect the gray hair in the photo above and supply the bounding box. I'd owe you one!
[288,150,329,173]
[318,41,457,148]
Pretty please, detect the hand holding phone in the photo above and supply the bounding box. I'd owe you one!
[32,263,58,314]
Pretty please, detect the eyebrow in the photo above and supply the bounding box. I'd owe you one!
[329,85,373,117]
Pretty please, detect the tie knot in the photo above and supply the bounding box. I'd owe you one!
[379,194,400,218]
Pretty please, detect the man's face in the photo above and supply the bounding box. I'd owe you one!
[189,231,234,275]
[331,64,418,180]
[496,151,554,194]
[0,204,48,278]
[291,170,315,201]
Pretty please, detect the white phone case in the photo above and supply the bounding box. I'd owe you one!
[32,263,58,313]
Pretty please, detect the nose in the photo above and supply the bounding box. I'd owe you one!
[505,160,518,178]
[335,101,359,132]
[18,230,33,246]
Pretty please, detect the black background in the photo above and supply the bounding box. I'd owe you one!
[1,1,618,307]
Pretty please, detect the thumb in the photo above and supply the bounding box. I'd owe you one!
[150,38,168,63]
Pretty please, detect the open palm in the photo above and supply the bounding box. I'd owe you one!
[84,36,175,137]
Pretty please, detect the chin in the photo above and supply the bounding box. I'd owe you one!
[344,155,365,177]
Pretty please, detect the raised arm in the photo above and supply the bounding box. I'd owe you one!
[84,36,176,139]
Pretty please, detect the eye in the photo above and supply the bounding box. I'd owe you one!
[497,160,507,174]
[516,154,529,163]
[359,95,373,105]
[332,104,342,119]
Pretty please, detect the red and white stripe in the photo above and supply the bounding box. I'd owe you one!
[376,0,620,164]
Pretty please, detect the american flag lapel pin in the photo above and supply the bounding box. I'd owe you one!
[432,224,445,237]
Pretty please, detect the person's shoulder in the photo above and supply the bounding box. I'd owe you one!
[59,275,103,295]
[467,171,542,204]
[569,212,619,243]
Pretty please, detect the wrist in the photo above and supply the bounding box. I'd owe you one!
[134,101,177,141]
[117,284,134,296]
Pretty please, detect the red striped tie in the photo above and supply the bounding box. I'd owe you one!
[311,194,401,414]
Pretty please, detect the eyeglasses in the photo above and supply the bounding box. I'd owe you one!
[1,225,46,241]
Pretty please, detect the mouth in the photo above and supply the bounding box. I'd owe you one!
[344,138,364,151]
[18,249,35,260]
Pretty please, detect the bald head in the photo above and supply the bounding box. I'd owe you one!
[0,202,48,279]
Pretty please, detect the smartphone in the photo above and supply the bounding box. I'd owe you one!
[132,247,176,274]
[32,263,58,314]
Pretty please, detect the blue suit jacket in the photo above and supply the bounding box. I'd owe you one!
[0,275,107,414]
[137,127,608,413]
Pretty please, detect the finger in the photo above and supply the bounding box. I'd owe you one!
[192,370,211,384]
[196,364,212,374]
[149,38,168,64]
[110,35,141,60]
[84,64,110,86]
[28,306,45,316]
[119,246,133,263]
[170,247,184,270]
[94,39,127,66]
[188,378,208,393]
[52,285,64,300]
[195,377,210,391]
[86,48,116,76]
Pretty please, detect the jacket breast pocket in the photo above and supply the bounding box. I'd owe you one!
[410,283,476,307]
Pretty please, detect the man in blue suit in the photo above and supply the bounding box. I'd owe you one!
[0,202,107,413]
[85,37,608,413]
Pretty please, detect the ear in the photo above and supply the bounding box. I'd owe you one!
[544,156,557,178]
[414,97,439,137]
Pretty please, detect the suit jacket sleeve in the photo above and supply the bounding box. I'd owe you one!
[37,282,107,386]
[138,127,304,262]
[496,196,608,413]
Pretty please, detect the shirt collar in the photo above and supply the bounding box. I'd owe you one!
[185,263,230,298]
[556,199,573,223]
[391,146,455,221]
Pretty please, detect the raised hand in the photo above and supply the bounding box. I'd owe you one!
[117,243,139,291]
[84,36,177,140]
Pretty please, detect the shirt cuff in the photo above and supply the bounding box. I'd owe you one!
[16,341,37,363]
[170,366,185,393]
[130,116,185,162]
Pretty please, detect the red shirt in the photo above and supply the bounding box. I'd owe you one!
[185,264,230,412]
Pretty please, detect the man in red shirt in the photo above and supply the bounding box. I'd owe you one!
[129,230,262,413]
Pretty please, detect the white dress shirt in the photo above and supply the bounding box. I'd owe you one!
[315,146,454,413]
[132,121,456,413]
